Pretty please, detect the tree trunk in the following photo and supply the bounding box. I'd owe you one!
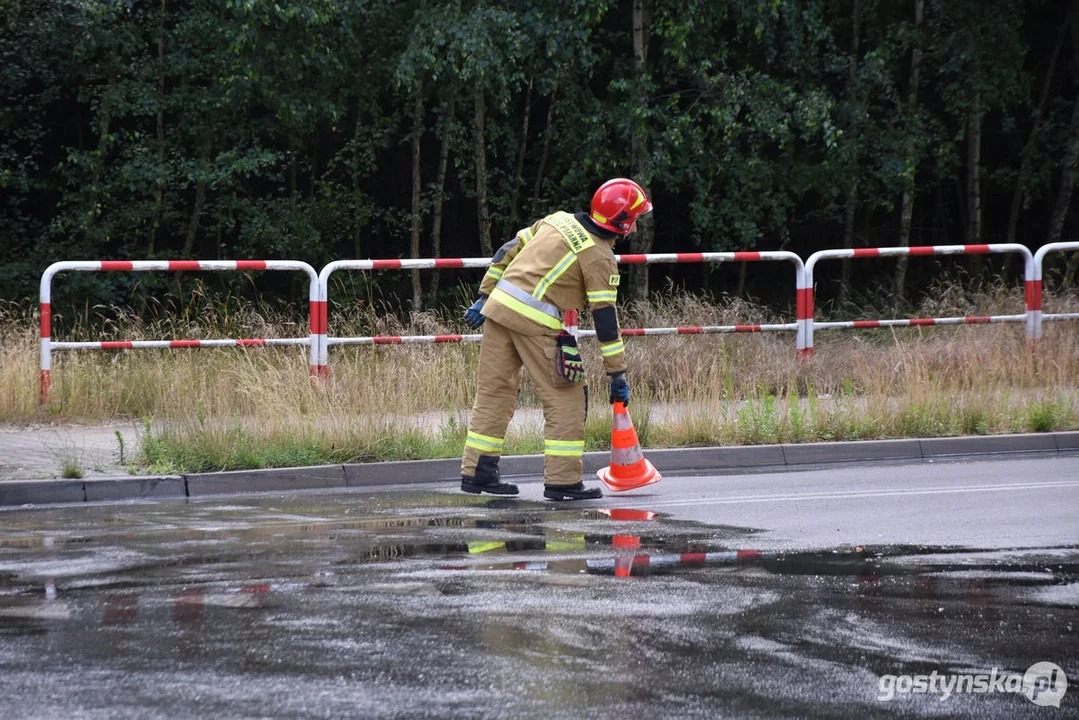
[955,179,969,242]
[967,97,983,246]
[430,83,458,304]
[309,138,318,199]
[893,0,924,301]
[181,180,206,258]
[474,86,493,257]
[530,79,559,215]
[735,261,748,298]
[1052,88,1079,288]
[1052,7,1079,250]
[148,0,167,255]
[838,201,858,308]
[1007,20,1066,244]
[629,0,653,303]
[934,174,949,244]
[290,153,298,200]
[410,78,425,311]
[509,66,534,231]
[352,97,366,259]
[838,0,862,308]
[88,101,112,225]
[181,141,211,260]
[354,186,364,258]
[171,178,207,285]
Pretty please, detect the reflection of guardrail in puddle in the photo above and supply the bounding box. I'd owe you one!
[464,548,779,577]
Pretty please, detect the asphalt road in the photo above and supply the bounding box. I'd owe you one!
[1,455,1076,719]
[606,456,1079,549]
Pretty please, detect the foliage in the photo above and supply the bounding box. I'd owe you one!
[1,0,1076,308]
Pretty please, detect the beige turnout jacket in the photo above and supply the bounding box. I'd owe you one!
[479,211,627,375]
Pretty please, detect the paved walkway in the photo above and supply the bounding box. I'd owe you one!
[0,423,145,481]
[0,409,552,482]
[0,405,626,482]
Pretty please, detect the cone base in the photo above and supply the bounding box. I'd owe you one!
[597,460,662,492]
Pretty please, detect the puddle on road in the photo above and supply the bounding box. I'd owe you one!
[1,492,1076,638]
[2,492,1077,583]
[1,493,1075,719]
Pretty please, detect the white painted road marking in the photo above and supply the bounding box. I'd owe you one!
[640,480,1079,509]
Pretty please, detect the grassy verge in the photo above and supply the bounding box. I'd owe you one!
[2,279,1077,474]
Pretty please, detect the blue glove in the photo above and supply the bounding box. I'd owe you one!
[609,372,630,406]
[464,295,487,329]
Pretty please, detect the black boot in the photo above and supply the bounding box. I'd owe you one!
[461,455,519,496]
[543,481,602,501]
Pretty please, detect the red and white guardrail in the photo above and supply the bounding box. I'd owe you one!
[801,244,1036,358]
[37,244,1077,401]
[316,252,805,377]
[315,257,494,378]
[40,260,319,402]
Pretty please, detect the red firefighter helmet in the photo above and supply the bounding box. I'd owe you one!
[590,178,653,235]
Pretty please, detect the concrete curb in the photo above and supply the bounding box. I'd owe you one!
[2,431,1077,507]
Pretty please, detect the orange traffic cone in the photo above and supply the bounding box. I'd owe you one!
[597,401,662,491]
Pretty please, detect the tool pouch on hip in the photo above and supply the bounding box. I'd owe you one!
[555,332,586,383]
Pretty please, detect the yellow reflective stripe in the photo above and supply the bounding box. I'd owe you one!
[600,340,625,357]
[490,288,563,330]
[545,537,585,552]
[465,431,504,452]
[518,228,534,243]
[592,211,607,224]
[587,290,618,304]
[629,187,645,210]
[484,267,504,281]
[533,251,577,301]
[545,439,584,457]
[468,541,506,554]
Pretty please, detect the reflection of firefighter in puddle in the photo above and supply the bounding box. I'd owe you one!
[460,179,652,501]
[467,529,586,560]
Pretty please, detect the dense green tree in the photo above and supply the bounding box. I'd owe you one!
[1,0,1075,310]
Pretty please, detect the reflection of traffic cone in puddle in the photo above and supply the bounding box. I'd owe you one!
[600,508,656,521]
[597,401,662,491]
[612,535,641,577]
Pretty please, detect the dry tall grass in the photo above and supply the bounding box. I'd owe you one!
[1,280,1077,471]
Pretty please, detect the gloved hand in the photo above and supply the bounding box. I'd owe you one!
[464,294,487,329]
[609,372,630,406]
[555,332,586,383]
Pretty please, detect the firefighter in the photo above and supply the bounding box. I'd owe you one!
[459,178,652,501]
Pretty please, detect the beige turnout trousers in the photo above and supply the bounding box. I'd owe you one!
[461,318,587,487]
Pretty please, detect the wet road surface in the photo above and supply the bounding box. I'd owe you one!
[1,456,1076,718]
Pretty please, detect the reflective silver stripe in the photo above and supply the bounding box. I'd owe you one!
[495,279,561,322]
[600,340,625,357]
[545,439,585,457]
[466,431,504,452]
